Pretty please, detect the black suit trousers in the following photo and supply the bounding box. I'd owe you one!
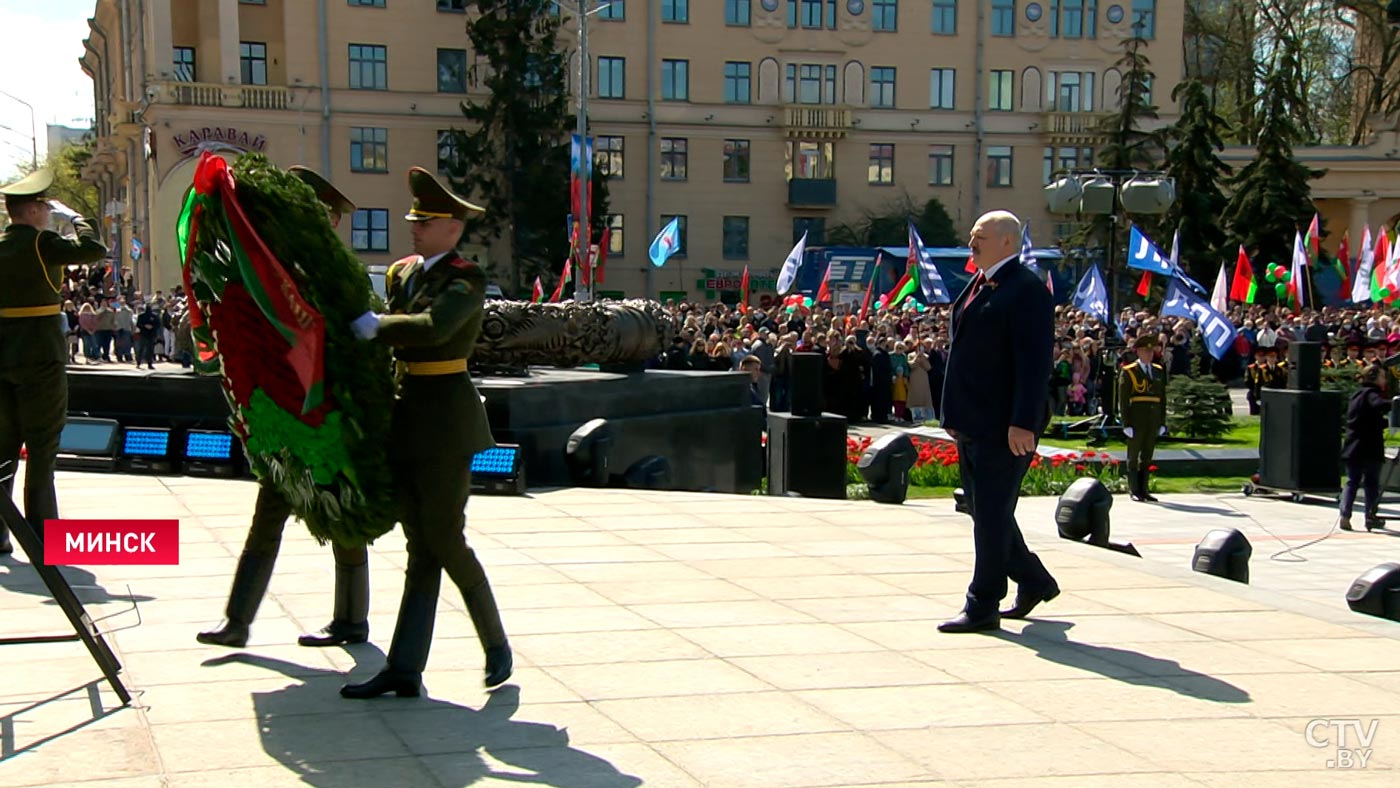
[957,436,1052,613]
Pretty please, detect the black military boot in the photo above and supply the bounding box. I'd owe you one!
[298,559,370,647]
[463,579,513,688]
[1140,470,1158,502]
[197,551,276,647]
[342,573,439,699]
[1127,467,1144,502]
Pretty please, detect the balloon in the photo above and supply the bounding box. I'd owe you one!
[1281,270,1291,282]
[1275,283,1287,298]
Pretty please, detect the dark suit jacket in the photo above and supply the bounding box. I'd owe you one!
[1341,386,1390,463]
[940,258,1054,443]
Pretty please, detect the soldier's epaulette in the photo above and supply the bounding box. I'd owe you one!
[448,255,481,271]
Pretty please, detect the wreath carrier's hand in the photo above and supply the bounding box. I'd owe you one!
[350,311,381,340]
[1123,426,1134,438]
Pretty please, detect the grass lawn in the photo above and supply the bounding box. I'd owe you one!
[1037,416,1400,451]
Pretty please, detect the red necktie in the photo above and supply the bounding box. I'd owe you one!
[966,273,986,303]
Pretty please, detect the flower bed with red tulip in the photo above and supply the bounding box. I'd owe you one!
[847,436,1128,496]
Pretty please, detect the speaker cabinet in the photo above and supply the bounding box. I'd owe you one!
[1259,389,1341,493]
[767,411,847,499]
[1346,563,1400,620]
[1287,341,1322,391]
[789,352,825,417]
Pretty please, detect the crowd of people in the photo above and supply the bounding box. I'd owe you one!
[55,264,194,368]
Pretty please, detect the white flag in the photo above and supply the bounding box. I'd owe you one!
[1211,262,1229,314]
[1353,225,1374,303]
[776,231,807,295]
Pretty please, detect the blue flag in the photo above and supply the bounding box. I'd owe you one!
[1129,225,1208,296]
[1072,264,1111,326]
[1160,278,1238,360]
[648,217,681,268]
[909,221,950,304]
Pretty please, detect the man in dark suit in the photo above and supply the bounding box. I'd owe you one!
[938,211,1057,633]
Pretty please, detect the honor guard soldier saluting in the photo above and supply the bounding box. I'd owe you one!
[1118,334,1168,503]
[0,170,108,553]
[198,166,373,649]
[342,167,510,698]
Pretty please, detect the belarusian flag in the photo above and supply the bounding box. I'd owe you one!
[740,265,750,314]
[882,262,918,309]
[531,276,544,303]
[1136,270,1152,298]
[814,262,833,305]
[1305,213,1321,264]
[549,259,572,303]
[1373,230,1391,302]
[1337,230,1352,299]
[1229,245,1256,303]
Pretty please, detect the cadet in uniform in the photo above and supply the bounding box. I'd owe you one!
[1245,353,1268,415]
[0,171,108,553]
[1118,335,1167,502]
[198,166,372,648]
[342,167,509,699]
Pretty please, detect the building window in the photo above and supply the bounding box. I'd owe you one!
[1048,71,1095,112]
[988,70,1014,111]
[436,0,466,9]
[726,0,750,25]
[928,144,954,185]
[660,214,688,256]
[662,0,688,22]
[1086,0,1097,37]
[239,0,266,4]
[868,144,895,184]
[1058,0,1086,38]
[787,140,835,179]
[1043,145,1092,184]
[660,138,688,180]
[786,63,838,105]
[987,145,1013,187]
[872,0,897,31]
[1132,0,1155,38]
[437,130,460,175]
[724,62,752,104]
[437,49,467,93]
[991,0,1015,36]
[352,209,389,252]
[596,135,624,178]
[349,44,387,90]
[794,0,836,28]
[348,0,385,6]
[793,216,825,244]
[606,214,624,255]
[350,127,388,173]
[723,139,751,182]
[239,42,267,86]
[870,67,896,108]
[1043,146,1054,185]
[932,0,956,34]
[661,59,689,101]
[173,47,196,82]
[723,216,750,259]
[599,0,624,19]
[929,68,955,109]
[597,56,625,98]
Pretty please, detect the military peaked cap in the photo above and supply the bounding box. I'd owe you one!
[405,166,483,222]
[289,165,356,216]
[0,169,53,205]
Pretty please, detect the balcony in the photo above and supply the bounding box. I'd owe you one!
[783,105,852,139]
[1042,111,1114,144]
[788,178,837,208]
[151,81,292,111]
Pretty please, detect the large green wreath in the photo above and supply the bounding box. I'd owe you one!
[178,152,397,546]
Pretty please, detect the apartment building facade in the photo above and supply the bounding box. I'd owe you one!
[81,0,1181,299]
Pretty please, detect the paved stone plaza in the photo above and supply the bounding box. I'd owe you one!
[2,469,1399,787]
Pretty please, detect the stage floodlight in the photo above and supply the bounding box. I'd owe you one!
[1079,177,1117,215]
[1346,563,1400,621]
[470,444,526,495]
[623,455,671,490]
[183,429,240,478]
[1120,175,1176,214]
[855,433,916,504]
[565,418,615,487]
[1044,177,1084,214]
[120,427,174,474]
[56,417,121,472]
[1192,528,1251,583]
[1056,477,1113,545]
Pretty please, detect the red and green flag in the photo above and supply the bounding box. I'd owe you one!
[1135,270,1152,298]
[858,253,880,322]
[531,276,544,303]
[1229,245,1256,303]
[740,265,750,314]
[549,259,572,303]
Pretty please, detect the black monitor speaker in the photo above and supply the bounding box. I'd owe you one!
[767,411,846,499]
[855,433,915,504]
[789,352,825,417]
[1055,478,1113,545]
[1346,563,1400,621]
[1259,389,1340,494]
[1287,341,1322,391]
[1192,528,1251,583]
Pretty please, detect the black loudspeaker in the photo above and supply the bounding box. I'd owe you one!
[767,411,847,499]
[789,352,825,417]
[855,433,915,504]
[1346,563,1400,620]
[1192,528,1251,583]
[1259,389,1341,493]
[1056,478,1113,545]
[1287,341,1322,391]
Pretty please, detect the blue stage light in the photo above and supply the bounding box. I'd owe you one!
[185,431,234,461]
[120,427,173,473]
[470,444,525,495]
[56,417,122,472]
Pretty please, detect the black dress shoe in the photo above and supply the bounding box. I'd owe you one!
[1142,492,1159,502]
[484,644,513,688]
[298,620,370,648]
[196,620,250,648]
[340,670,422,699]
[1001,581,1061,620]
[937,610,1000,633]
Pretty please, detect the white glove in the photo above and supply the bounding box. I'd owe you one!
[1123,427,1134,438]
[48,200,81,222]
[350,311,381,340]
[1159,426,1167,436]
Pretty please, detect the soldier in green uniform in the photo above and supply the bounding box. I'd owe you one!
[341,167,509,699]
[1118,335,1168,503]
[0,170,108,553]
[198,166,372,649]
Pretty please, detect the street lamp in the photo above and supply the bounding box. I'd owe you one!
[0,90,37,169]
[557,0,614,304]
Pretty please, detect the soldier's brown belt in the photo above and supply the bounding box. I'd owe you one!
[397,359,468,376]
[1129,396,1162,403]
[0,305,60,318]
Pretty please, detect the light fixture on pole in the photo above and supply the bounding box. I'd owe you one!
[0,90,38,168]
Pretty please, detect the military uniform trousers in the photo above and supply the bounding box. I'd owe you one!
[1124,424,1159,476]
[0,347,67,540]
